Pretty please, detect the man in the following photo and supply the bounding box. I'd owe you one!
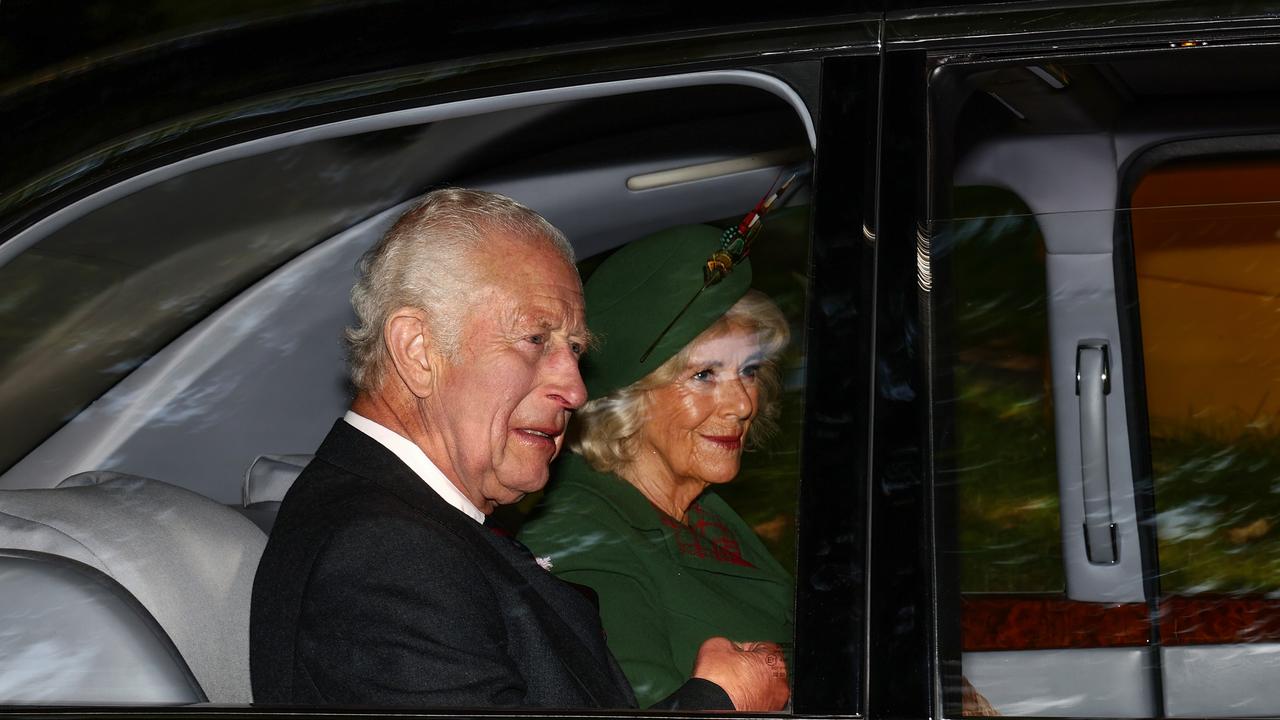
[250,189,788,710]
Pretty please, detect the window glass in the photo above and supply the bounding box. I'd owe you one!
[0,123,463,476]
[0,84,803,482]
[941,186,1062,595]
[1127,156,1280,717]
[714,205,809,569]
[936,199,1155,719]
[932,40,1280,720]
[934,173,1280,719]
[1132,157,1280,596]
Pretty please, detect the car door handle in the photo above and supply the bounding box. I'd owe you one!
[1077,340,1118,564]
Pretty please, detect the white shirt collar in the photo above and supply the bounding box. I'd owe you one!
[343,411,486,524]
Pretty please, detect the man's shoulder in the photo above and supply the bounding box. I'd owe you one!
[257,464,490,599]
[282,459,476,544]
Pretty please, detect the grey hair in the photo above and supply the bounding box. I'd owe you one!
[570,290,791,474]
[346,188,575,392]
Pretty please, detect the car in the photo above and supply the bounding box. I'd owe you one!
[4,1,1280,718]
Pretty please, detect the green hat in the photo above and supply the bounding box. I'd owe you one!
[581,225,751,399]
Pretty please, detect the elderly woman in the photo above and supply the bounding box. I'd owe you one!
[518,224,794,707]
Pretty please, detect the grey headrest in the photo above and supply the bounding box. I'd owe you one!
[0,472,266,703]
[243,454,311,507]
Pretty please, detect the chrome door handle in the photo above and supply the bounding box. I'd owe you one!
[1077,340,1117,564]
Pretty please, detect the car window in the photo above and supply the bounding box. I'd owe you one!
[0,76,820,712]
[0,83,809,496]
[0,123,473,478]
[933,188,1143,718]
[930,43,1280,720]
[1131,156,1280,595]
[1128,154,1280,717]
[941,186,1063,596]
[926,40,1280,717]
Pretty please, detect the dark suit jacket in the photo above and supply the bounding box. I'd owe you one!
[250,420,730,709]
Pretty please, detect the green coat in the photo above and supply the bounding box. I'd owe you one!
[518,454,793,706]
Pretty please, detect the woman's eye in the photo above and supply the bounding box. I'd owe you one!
[692,368,714,382]
[526,334,545,346]
[741,364,760,379]
[569,341,584,356]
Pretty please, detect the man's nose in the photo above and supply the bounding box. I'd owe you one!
[546,346,588,409]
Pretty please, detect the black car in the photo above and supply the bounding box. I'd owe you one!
[4,1,1280,717]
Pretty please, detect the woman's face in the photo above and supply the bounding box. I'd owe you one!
[638,321,765,487]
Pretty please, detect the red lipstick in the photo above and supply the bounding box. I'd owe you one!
[701,434,742,450]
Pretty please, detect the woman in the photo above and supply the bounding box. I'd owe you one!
[519,223,794,707]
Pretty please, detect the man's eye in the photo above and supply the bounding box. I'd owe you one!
[526,334,545,346]
[569,341,584,356]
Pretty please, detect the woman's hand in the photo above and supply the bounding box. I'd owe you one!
[691,636,789,711]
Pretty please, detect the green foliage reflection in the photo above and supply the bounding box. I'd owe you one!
[943,187,1063,593]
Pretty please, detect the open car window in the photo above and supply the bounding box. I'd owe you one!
[0,73,824,711]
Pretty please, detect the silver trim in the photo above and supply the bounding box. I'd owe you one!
[916,224,933,292]
[625,147,809,191]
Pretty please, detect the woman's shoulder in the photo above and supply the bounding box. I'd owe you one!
[518,456,660,566]
[531,455,663,527]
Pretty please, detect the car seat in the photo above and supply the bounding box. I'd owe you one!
[0,471,266,704]
[0,549,205,703]
[239,454,311,533]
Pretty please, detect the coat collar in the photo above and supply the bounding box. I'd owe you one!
[312,419,462,525]
[554,454,666,531]
[553,454,793,583]
[342,412,486,523]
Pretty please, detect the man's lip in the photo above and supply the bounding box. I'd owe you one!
[515,427,563,440]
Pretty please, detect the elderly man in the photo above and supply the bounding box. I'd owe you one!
[250,189,788,710]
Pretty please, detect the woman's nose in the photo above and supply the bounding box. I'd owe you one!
[719,376,753,418]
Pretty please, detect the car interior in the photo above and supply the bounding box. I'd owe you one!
[0,74,814,705]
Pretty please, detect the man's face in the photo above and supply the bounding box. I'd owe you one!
[423,233,588,513]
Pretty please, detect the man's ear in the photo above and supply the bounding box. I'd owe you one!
[384,307,440,399]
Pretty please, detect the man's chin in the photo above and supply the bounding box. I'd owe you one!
[489,472,549,507]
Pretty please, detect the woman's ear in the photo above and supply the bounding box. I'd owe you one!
[384,307,439,398]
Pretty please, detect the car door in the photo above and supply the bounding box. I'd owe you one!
[904,15,1280,720]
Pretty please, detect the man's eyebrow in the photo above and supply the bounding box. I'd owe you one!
[518,314,596,348]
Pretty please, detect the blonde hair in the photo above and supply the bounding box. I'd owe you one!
[346,188,573,392]
[571,290,790,474]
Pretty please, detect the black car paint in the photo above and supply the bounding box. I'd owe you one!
[6,2,1280,719]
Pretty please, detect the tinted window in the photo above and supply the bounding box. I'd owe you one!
[1132,157,1280,596]
[927,45,1280,719]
